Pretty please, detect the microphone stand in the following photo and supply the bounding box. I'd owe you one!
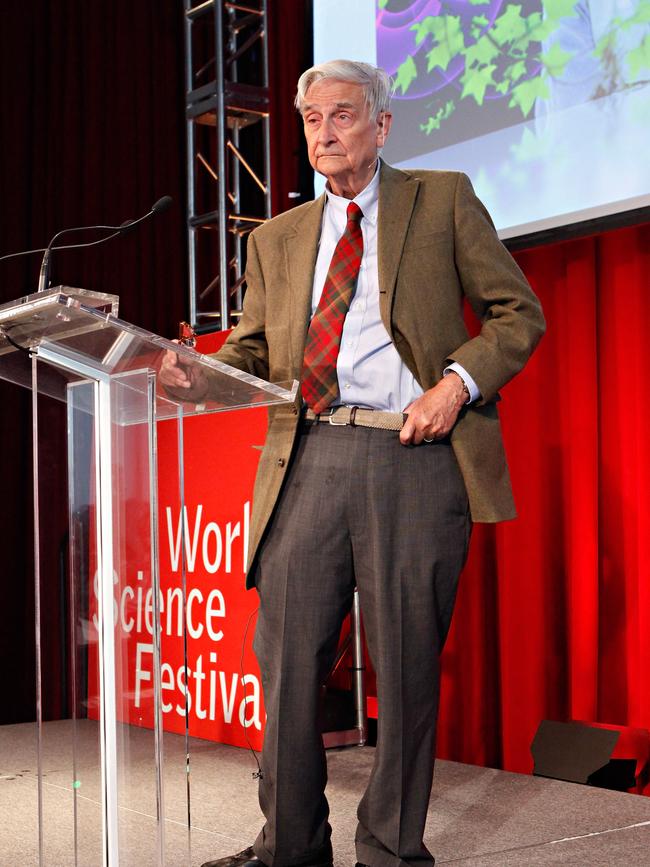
[37,248,51,293]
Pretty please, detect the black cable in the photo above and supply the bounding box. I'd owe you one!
[0,327,31,354]
[0,194,172,265]
[239,605,263,780]
[0,228,123,262]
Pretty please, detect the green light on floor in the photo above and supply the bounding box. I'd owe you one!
[73,780,81,789]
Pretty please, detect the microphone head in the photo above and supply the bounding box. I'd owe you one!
[152,195,173,214]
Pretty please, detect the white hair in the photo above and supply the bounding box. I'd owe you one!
[295,60,392,118]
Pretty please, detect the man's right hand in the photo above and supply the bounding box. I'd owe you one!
[159,340,208,399]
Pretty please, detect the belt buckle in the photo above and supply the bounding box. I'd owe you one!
[327,408,348,426]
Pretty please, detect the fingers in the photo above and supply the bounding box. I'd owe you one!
[161,349,192,388]
[400,412,437,445]
[412,423,434,445]
[399,413,415,445]
[400,406,446,446]
[400,381,464,446]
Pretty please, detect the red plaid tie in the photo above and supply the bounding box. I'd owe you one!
[301,201,364,413]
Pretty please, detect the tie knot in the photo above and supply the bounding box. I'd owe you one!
[347,202,363,224]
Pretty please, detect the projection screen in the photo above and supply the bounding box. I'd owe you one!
[313,0,650,239]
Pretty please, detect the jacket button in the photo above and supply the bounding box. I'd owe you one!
[277,458,286,467]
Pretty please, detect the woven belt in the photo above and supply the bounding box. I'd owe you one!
[303,406,405,431]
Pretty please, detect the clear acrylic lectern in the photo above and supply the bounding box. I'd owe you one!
[0,287,297,866]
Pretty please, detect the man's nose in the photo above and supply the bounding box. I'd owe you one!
[317,117,337,144]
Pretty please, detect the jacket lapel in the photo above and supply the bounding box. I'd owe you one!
[284,194,325,373]
[283,163,419,371]
[377,162,420,338]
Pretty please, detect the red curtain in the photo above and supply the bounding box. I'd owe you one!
[0,0,311,724]
[0,0,309,726]
[267,0,313,214]
[0,0,189,723]
[437,222,650,774]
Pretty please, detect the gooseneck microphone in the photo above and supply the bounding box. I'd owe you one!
[119,195,173,234]
[0,196,173,292]
[36,195,173,292]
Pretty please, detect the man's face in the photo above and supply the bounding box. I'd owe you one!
[301,79,391,195]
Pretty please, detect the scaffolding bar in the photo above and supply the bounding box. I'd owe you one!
[183,0,272,329]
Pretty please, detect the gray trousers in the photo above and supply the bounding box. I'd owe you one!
[252,421,471,867]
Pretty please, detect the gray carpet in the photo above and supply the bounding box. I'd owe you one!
[1,720,649,866]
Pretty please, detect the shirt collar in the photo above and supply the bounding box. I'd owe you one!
[324,161,380,226]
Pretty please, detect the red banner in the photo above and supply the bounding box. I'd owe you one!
[88,332,268,751]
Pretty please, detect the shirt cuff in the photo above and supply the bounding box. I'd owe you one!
[443,363,481,404]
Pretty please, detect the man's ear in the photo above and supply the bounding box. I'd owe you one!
[377,111,393,147]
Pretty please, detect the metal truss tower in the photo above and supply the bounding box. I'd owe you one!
[183,0,271,330]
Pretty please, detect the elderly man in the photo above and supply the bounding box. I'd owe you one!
[165,60,544,867]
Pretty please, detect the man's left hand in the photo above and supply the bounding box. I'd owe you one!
[400,373,467,446]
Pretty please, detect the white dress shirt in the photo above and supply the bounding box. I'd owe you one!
[310,165,479,411]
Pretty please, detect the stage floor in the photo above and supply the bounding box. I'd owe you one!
[1,719,649,865]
